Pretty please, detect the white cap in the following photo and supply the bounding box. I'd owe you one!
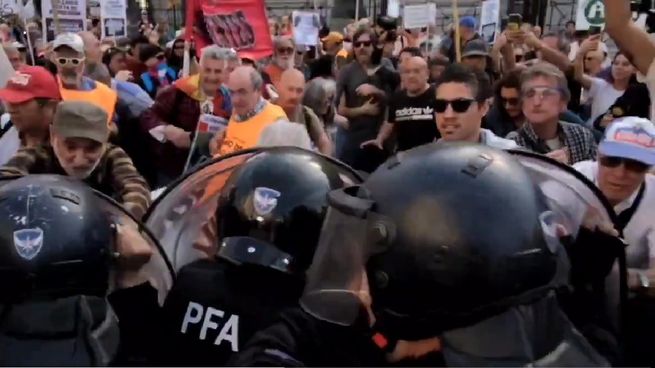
[52,33,84,54]
[599,117,655,165]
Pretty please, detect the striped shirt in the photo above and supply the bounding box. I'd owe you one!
[0,144,151,220]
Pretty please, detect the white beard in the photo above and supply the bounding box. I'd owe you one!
[53,144,102,180]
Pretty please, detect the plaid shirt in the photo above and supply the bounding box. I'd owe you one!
[506,121,597,164]
[0,144,151,220]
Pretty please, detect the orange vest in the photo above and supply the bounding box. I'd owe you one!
[218,102,287,156]
[58,79,118,124]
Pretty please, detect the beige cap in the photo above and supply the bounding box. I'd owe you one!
[53,101,109,143]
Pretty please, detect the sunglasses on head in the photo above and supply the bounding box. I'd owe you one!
[599,156,650,172]
[56,57,85,66]
[435,98,476,113]
[354,40,372,48]
[277,47,294,55]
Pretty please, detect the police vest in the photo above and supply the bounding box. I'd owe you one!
[58,78,118,124]
[218,102,287,156]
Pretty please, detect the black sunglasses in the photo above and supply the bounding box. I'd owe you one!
[277,47,294,55]
[435,98,476,113]
[599,156,650,173]
[354,41,372,48]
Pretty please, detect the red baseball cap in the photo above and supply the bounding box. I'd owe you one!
[0,66,62,104]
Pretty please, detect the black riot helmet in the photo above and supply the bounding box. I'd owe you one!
[0,175,114,303]
[302,143,614,341]
[144,147,363,277]
[215,148,362,275]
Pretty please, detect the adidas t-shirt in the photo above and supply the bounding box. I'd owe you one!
[388,85,440,151]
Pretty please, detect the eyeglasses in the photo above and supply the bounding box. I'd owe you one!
[435,98,476,113]
[522,87,562,101]
[353,41,372,48]
[277,47,294,55]
[501,97,520,106]
[55,57,85,66]
[599,156,650,173]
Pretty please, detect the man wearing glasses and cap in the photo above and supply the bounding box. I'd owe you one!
[573,116,655,365]
[51,33,118,129]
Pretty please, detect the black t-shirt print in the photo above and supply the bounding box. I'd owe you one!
[388,86,440,151]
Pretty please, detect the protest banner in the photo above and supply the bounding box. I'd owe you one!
[41,0,86,41]
[100,0,127,38]
[292,11,320,46]
[479,0,500,44]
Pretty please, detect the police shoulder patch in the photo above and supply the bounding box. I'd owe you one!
[13,227,44,260]
[253,187,281,216]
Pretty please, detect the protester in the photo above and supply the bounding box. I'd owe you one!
[362,57,439,152]
[272,69,332,154]
[262,36,296,88]
[213,66,286,156]
[508,63,596,164]
[574,35,636,126]
[102,47,129,78]
[0,101,150,219]
[435,63,517,148]
[440,16,485,63]
[167,38,185,77]
[0,66,61,165]
[126,35,150,78]
[137,44,177,98]
[141,45,236,186]
[573,116,655,365]
[336,28,399,171]
[428,56,448,83]
[321,31,348,70]
[3,43,23,70]
[51,33,118,127]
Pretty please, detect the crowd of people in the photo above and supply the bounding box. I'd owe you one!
[0,0,655,365]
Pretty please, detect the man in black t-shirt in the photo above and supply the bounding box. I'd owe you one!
[362,57,439,152]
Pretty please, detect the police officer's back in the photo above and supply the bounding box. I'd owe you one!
[152,148,362,365]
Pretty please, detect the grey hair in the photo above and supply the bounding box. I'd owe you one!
[257,119,312,149]
[520,62,571,102]
[200,45,240,65]
[303,78,330,117]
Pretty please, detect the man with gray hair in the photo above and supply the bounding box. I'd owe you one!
[141,45,238,186]
[507,63,597,164]
[262,36,296,89]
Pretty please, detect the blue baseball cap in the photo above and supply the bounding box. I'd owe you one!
[599,117,655,166]
[459,16,477,30]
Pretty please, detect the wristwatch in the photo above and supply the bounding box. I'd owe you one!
[638,270,650,290]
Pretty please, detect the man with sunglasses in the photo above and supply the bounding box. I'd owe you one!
[436,63,517,149]
[507,63,596,164]
[573,116,655,365]
[336,28,399,171]
[51,33,118,130]
[262,37,296,91]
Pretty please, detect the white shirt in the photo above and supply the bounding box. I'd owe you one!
[637,58,655,123]
[586,77,625,127]
[574,160,655,269]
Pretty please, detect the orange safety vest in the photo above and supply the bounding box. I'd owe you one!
[218,102,287,156]
[58,78,118,124]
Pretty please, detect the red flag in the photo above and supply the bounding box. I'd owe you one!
[185,0,273,61]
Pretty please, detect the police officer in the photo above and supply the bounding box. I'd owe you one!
[231,143,611,366]
[147,147,362,365]
[0,174,173,366]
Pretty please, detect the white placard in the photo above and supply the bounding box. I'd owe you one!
[575,0,605,30]
[403,4,431,30]
[0,0,34,19]
[387,0,400,18]
[292,11,320,46]
[100,0,127,38]
[479,0,500,44]
[41,0,87,41]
